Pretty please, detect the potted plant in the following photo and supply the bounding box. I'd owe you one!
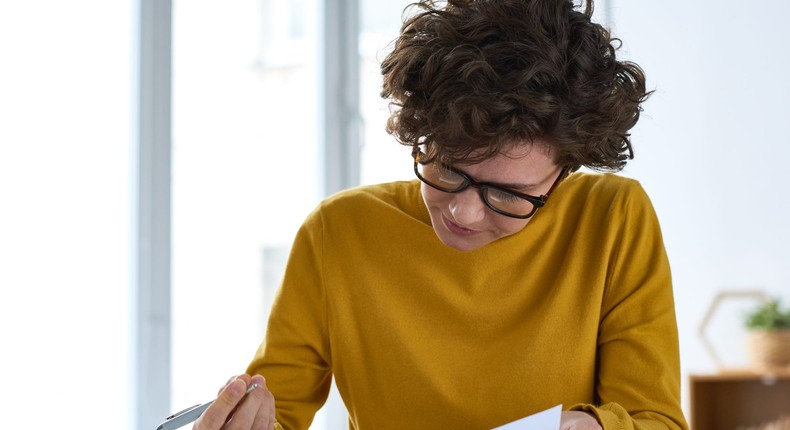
[744,299,790,372]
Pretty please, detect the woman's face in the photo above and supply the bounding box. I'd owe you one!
[421,143,562,252]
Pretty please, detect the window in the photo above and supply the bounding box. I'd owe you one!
[0,1,133,428]
[171,1,417,427]
[170,0,322,416]
[360,0,418,185]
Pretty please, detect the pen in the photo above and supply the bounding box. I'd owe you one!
[157,383,259,430]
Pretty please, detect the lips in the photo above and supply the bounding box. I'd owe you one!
[442,214,480,236]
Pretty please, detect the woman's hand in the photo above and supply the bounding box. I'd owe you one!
[560,411,602,430]
[193,374,276,430]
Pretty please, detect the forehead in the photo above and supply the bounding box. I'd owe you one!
[455,140,556,164]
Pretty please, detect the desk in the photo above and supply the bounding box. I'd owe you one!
[689,371,790,429]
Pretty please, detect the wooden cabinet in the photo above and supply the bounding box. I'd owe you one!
[689,371,790,430]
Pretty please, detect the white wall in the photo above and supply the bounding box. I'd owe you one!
[0,1,134,428]
[608,0,790,413]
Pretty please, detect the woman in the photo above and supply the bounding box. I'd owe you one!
[197,0,688,429]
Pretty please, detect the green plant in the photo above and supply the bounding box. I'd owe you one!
[744,299,790,331]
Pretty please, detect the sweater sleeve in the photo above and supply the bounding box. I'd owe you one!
[246,208,332,430]
[570,182,688,430]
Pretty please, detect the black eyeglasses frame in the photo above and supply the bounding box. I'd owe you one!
[412,147,568,219]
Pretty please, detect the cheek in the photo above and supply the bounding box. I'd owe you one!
[421,184,450,207]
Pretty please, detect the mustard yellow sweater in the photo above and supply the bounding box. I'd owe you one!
[247,173,688,430]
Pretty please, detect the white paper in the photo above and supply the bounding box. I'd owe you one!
[491,404,562,430]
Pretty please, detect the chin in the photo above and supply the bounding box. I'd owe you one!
[436,231,492,252]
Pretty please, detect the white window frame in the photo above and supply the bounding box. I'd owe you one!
[133,0,172,428]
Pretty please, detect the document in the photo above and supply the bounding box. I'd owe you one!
[491,404,562,430]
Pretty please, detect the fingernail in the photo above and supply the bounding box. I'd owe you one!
[229,378,246,395]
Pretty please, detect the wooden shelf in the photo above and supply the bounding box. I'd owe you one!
[690,371,790,430]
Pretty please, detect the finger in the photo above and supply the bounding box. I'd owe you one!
[196,378,248,430]
[218,376,235,396]
[218,374,252,396]
[223,376,271,430]
[226,375,275,430]
[248,376,276,430]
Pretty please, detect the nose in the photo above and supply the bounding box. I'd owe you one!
[448,188,486,226]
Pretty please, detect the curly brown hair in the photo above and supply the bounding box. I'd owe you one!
[380,0,651,171]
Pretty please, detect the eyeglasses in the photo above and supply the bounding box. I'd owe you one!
[412,147,567,219]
